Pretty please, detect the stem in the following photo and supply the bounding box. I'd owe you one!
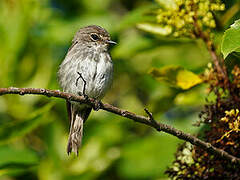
[193,18,226,77]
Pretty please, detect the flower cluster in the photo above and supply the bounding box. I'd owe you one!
[165,142,195,178]
[217,109,240,142]
[155,0,225,37]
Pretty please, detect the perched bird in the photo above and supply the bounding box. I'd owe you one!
[58,25,116,155]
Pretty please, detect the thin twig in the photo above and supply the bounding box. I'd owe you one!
[76,72,87,95]
[0,87,239,164]
[144,108,161,131]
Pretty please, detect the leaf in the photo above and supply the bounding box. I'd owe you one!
[0,102,54,145]
[0,145,38,176]
[137,23,172,36]
[155,0,177,9]
[149,66,203,89]
[221,19,240,58]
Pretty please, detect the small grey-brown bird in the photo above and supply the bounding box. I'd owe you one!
[58,25,116,155]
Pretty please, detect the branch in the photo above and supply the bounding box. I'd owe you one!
[193,16,227,80]
[0,87,240,164]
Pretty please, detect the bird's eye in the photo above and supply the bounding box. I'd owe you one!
[90,34,100,41]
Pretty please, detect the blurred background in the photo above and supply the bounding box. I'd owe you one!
[0,0,238,179]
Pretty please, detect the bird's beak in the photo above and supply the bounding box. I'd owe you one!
[106,40,117,45]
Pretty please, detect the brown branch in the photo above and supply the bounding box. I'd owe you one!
[0,87,240,164]
[193,16,227,79]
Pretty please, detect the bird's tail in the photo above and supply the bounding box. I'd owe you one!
[67,105,91,156]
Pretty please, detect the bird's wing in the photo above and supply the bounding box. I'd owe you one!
[68,40,78,53]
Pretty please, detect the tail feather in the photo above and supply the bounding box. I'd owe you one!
[67,113,83,155]
[67,105,92,156]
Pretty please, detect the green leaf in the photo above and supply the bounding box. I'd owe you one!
[149,66,203,89]
[137,23,172,36]
[221,19,240,58]
[0,102,54,145]
[0,145,38,176]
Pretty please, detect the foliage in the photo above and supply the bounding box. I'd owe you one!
[135,0,240,179]
[149,66,202,90]
[221,19,240,58]
[167,65,240,179]
[0,0,240,180]
[0,102,54,145]
[138,0,225,37]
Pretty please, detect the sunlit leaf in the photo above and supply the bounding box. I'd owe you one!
[0,102,54,145]
[137,23,172,36]
[221,19,240,58]
[149,66,203,89]
[155,0,177,9]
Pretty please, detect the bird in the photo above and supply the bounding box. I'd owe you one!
[57,25,116,155]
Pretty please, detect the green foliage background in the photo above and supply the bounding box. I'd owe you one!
[0,0,239,179]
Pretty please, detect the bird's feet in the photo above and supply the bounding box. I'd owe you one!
[78,91,89,100]
[93,99,102,111]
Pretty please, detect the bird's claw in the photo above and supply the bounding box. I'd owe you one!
[78,92,89,100]
[93,99,102,111]
[84,94,89,100]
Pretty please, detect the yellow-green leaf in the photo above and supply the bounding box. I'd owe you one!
[137,23,172,36]
[149,66,203,90]
[155,0,177,9]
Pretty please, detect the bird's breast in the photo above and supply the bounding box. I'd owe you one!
[58,47,113,100]
[75,51,113,99]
